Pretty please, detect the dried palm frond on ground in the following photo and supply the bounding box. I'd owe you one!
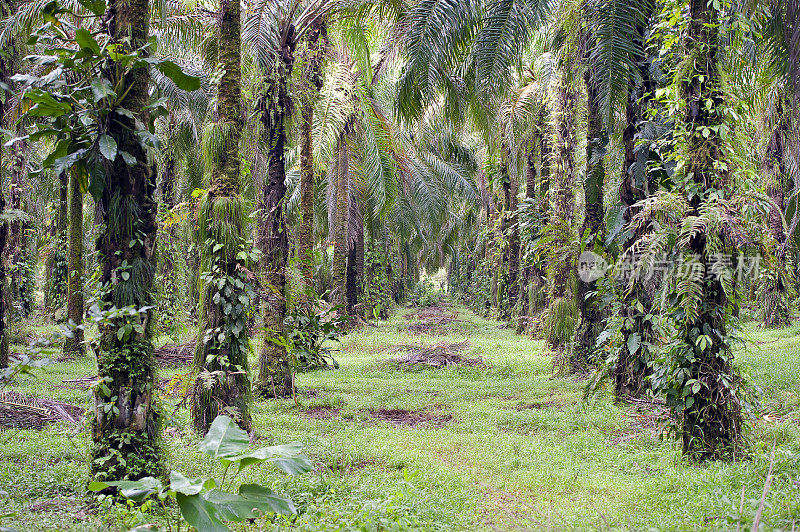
[609,400,669,445]
[401,307,471,335]
[154,341,196,366]
[0,391,84,429]
[386,341,485,368]
[369,408,453,427]
[60,375,99,389]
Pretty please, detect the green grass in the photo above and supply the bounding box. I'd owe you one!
[1,303,799,531]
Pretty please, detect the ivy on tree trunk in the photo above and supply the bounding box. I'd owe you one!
[91,0,163,481]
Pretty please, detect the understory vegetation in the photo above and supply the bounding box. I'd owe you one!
[1,303,799,530]
[1,0,800,529]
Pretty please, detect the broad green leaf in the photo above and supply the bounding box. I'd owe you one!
[204,485,295,520]
[75,28,102,56]
[88,477,163,503]
[169,471,214,496]
[98,134,117,161]
[90,78,116,102]
[225,443,311,475]
[175,493,230,532]
[627,332,641,356]
[119,151,137,165]
[199,415,249,459]
[149,59,200,91]
[25,91,71,117]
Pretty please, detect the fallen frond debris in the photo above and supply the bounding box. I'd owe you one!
[386,341,484,368]
[0,391,84,429]
[154,341,195,366]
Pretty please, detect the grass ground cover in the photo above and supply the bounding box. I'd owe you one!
[1,303,798,531]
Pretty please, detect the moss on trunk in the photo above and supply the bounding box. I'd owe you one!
[191,0,251,432]
[64,171,85,356]
[255,41,294,399]
[573,64,606,371]
[91,0,163,481]
[297,21,326,309]
[332,133,350,312]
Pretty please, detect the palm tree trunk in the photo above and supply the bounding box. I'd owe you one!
[297,20,326,309]
[0,6,8,368]
[0,184,6,368]
[762,109,790,328]
[255,47,294,399]
[533,107,551,316]
[518,141,536,327]
[332,133,349,313]
[47,172,69,313]
[8,131,32,318]
[573,64,606,371]
[191,0,250,432]
[546,67,578,353]
[679,0,740,458]
[63,172,84,355]
[91,0,163,482]
[506,159,520,316]
[346,219,364,315]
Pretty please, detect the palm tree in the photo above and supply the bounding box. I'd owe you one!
[0,0,13,368]
[63,171,84,355]
[297,19,327,309]
[91,0,164,480]
[243,0,340,396]
[544,62,579,354]
[191,0,252,432]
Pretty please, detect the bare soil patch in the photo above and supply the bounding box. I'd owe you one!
[302,405,341,420]
[369,408,452,427]
[155,341,195,366]
[386,341,485,368]
[0,391,84,429]
[514,400,564,411]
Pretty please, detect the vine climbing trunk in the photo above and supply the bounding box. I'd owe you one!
[762,111,790,328]
[47,172,69,313]
[91,0,163,482]
[613,12,655,398]
[0,185,5,369]
[0,0,9,368]
[573,63,606,371]
[63,172,84,356]
[332,132,349,314]
[506,158,520,317]
[533,108,551,316]
[518,141,537,327]
[191,0,251,432]
[255,38,294,399]
[546,66,578,353]
[676,0,741,459]
[297,20,326,310]
[8,130,32,318]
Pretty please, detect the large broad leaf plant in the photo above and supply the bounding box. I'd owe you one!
[6,0,200,199]
[89,415,311,531]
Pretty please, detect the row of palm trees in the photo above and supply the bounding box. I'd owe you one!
[409,0,799,458]
[0,0,481,480]
[0,0,797,479]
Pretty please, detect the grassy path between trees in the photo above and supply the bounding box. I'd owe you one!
[1,302,799,531]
